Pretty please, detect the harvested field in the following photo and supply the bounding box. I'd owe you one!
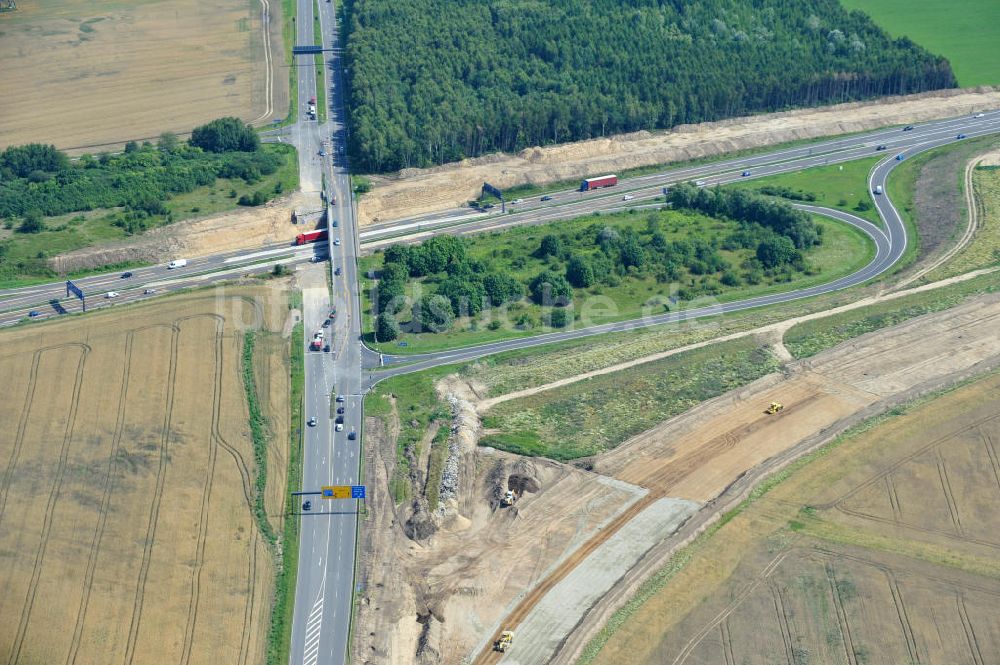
[0,0,286,152]
[588,368,1000,665]
[0,286,290,665]
[355,87,1000,226]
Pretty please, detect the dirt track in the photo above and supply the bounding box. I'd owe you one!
[357,87,1000,226]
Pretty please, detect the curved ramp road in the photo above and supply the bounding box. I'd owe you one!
[367,120,994,382]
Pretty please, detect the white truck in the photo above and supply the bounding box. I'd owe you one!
[873,185,883,195]
[167,259,188,269]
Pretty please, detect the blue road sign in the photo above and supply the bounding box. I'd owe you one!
[322,487,334,498]
[351,485,366,499]
[482,182,503,200]
[66,280,86,311]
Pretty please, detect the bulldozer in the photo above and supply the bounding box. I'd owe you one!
[766,402,784,414]
[494,631,514,652]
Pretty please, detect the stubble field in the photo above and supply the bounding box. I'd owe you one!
[588,354,1000,665]
[0,0,285,151]
[0,286,290,665]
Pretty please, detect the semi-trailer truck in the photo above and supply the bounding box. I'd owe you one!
[295,229,328,245]
[580,174,617,191]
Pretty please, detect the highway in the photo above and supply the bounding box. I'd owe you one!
[285,0,363,662]
[365,116,996,382]
[3,112,999,327]
[0,81,996,665]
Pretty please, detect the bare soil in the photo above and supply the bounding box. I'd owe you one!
[356,87,1000,226]
[47,191,321,273]
[358,287,1000,664]
[590,368,1000,665]
[0,286,289,665]
[353,399,643,665]
[0,0,286,152]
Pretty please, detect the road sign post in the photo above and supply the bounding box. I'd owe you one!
[66,280,86,312]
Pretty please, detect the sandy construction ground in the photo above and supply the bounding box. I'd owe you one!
[590,368,1000,665]
[354,408,646,665]
[0,0,286,152]
[356,87,1000,226]
[0,286,290,665]
[47,191,323,274]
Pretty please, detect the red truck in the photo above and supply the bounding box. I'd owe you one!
[309,96,316,106]
[295,229,328,245]
[580,174,618,191]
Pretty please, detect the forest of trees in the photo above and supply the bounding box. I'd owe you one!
[371,189,819,339]
[343,0,955,172]
[0,118,282,232]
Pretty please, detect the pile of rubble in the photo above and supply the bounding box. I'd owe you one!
[437,393,479,509]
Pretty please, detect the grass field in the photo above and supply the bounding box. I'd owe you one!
[480,338,779,460]
[927,166,1000,278]
[0,286,291,664]
[727,157,883,226]
[583,369,1000,665]
[363,210,872,355]
[0,0,285,151]
[841,0,1000,86]
[784,269,1000,358]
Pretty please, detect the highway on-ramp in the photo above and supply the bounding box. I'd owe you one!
[366,116,997,384]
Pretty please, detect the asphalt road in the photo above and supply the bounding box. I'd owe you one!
[286,0,363,663]
[5,112,999,327]
[365,115,998,382]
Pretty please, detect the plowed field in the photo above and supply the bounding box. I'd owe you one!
[0,287,290,665]
[589,363,1000,665]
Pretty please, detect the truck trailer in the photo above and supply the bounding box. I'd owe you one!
[580,174,618,191]
[295,230,328,245]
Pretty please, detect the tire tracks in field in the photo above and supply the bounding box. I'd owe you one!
[7,343,90,665]
[123,324,180,665]
[238,529,260,665]
[0,348,41,531]
[179,315,224,665]
[67,331,136,665]
[250,0,274,124]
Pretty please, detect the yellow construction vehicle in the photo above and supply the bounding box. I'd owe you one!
[500,489,516,507]
[495,630,514,652]
[766,402,784,414]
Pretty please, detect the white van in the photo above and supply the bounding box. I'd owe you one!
[873,185,883,195]
[167,259,188,269]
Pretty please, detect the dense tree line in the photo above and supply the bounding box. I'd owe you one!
[371,200,819,338]
[667,182,820,248]
[0,119,278,223]
[343,0,955,172]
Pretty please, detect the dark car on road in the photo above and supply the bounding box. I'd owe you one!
[876,144,887,151]
[957,134,967,139]
[323,319,331,327]
[348,431,357,440]
[336,406,345,414]
[303,500,312,511]
[121,271,133,278]
[308,416,317,427]
[903,125,914,131]
[540,195,553,202]
[28,310,41,318]
[334,267,342,276]
[323,344,330,353]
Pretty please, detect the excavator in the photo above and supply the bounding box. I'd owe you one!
[494,631,514,652]
[766,402,784,414]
